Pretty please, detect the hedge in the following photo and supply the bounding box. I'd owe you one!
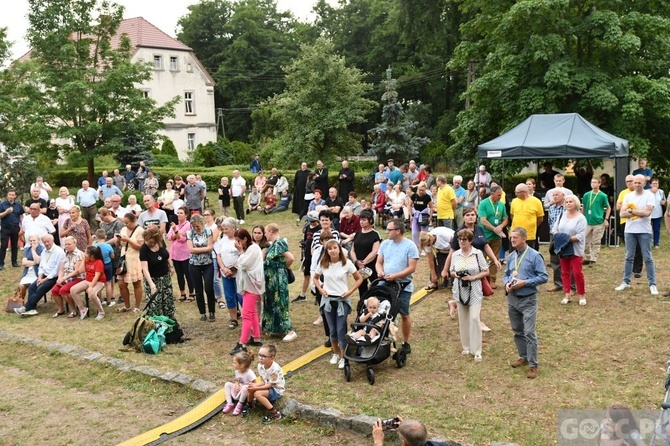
[48,167,374,195]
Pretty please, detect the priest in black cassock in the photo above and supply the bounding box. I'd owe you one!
[314,160,329,195]
[293,162,310,215]
[338,159,355,202]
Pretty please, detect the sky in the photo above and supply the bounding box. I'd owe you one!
[1,0,335,60]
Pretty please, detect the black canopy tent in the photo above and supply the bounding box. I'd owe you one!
[477,112,630,243]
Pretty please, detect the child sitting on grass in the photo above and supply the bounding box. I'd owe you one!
[242,344,285,424]
[222,350,256,416]
[348,297,386,343]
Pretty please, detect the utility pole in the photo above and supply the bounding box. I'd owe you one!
[466,60,477,110]
[216,108,226,139]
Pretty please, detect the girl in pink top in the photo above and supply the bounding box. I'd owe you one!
[168,206,194,301]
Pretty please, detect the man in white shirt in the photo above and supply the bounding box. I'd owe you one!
[30,176,53,201]
[107,195,127,219]
[22,203,56,241]
[231,170,247,224]
[543,174,574,207]
[15,234,65,317]
[615,174,657,295]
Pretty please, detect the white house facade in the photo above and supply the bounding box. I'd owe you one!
[119,18,217,160]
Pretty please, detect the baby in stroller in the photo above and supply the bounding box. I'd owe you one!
[348,297,390,344]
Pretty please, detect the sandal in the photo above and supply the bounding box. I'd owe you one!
[186,294,196,302]
[67,311,78,318]
[131,308,140,314]
[179,294,188,302]
[228,319,239,329]
[424,283,438,291]
[52,311,66,318]
[218,300,226,310]
[116,306,131,313]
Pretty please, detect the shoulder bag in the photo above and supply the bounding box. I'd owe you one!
[477,254,494,297]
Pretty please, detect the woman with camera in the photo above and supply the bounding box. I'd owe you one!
[448,228,489,363]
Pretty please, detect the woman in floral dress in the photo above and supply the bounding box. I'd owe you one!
[262,223,297,342]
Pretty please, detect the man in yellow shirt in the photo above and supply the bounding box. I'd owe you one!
[435,175,456,229]
[510,183,544,249]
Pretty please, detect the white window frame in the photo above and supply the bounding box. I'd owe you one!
[153,54,163,70]
[141,89,151,99]
[169,56,179,71]
[187,133,196,151]
[184,91,195,115]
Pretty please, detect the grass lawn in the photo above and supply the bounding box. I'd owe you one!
[2,190,670,445]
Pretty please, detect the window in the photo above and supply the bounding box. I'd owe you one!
[187,133,196,151]
[141,89,151,99]
[186,63,193,73]
[184,91,195,114]
[153,55,163,70]
[170,56,178,71]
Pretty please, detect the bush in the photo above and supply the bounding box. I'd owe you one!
[192,140,233,167]
[161,139,179,158]
[227,140,256,165]
[152,154,184,168]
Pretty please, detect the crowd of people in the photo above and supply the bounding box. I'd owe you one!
[0,156,665,404]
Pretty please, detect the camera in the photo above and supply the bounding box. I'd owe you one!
[381,417,400,430]
[456,270,469,287]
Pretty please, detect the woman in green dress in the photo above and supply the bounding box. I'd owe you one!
[262,223,297,342]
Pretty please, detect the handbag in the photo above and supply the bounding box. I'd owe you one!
[5,286,25,313]
[477,254,494,297]
[286,265,295,284]
[115,226,138,275]
[418,212,430,226]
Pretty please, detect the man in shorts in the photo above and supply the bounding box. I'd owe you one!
[375,218,419,354]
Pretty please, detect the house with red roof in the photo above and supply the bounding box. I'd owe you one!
[119,17,217,159]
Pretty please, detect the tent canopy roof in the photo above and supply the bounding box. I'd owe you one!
[477,113,629,159]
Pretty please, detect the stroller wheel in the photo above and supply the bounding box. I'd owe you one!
[344,363,351,382]
[366,367,375,385]
[395,348,407,368]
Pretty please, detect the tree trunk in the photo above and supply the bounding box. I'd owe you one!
[87,157,95,185]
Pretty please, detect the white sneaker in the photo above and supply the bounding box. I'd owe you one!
[108,300,116,307]
[338,358,345,369]
[14,306,26,315]
[238,219,245,225]
[615,282,630,291]
[312,315,323,325]
[650,285,659,295]
[22,309,38,317]
[282,331,297,342]
[329,354,340,365]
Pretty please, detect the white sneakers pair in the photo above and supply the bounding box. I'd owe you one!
[615,282,659,295]
[329,354,345,368]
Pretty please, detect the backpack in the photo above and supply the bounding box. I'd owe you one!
[122,316,156,352]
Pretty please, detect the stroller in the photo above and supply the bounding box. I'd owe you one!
[650,360,670,445]
[341,279,408,385]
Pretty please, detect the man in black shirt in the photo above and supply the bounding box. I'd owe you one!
[314,160,329,194]
[0,190,24,269]
[325,187,344,230]
[338,160,355,202]
[24,187,48,215]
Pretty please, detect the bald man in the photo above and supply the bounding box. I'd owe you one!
[510,184,544,250]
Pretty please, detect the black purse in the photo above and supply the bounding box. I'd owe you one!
[286,266,295,284]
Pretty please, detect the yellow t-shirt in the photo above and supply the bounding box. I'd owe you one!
[510,196,544,240]
[617,189,633,224]
[436,185,456,219]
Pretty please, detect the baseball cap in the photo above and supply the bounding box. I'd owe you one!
[479,165,486,171]
[306,211,319,222]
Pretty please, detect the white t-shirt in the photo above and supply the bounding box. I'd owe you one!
[623,190,654,234]
[231,176,246,198]
[214,236,239,269]
[258,361,285,395]
[316,259,357,296]
[425,227,455,253]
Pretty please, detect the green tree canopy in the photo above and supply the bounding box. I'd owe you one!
[449,0,670,174]
[17,0,178,182]
[177,0,303,142]
[253,37,377,166]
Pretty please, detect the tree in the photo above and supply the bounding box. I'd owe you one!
[368,69,430,162]
[160,138,179,158]
[0,28,40,196]
[178,0,303,141]
[449,0,670,174]
[17,0,178,183]
[253,37,377,166]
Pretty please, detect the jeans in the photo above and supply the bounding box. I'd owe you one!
[189,263,215,314]
[0,225,20,266]
[323,301,350,349]
[233,195,244,220]
[507,293,538,367]
[438,219,454,229]
[623,232,656,286]
[25,277,58,311]
[652,217,662,247]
